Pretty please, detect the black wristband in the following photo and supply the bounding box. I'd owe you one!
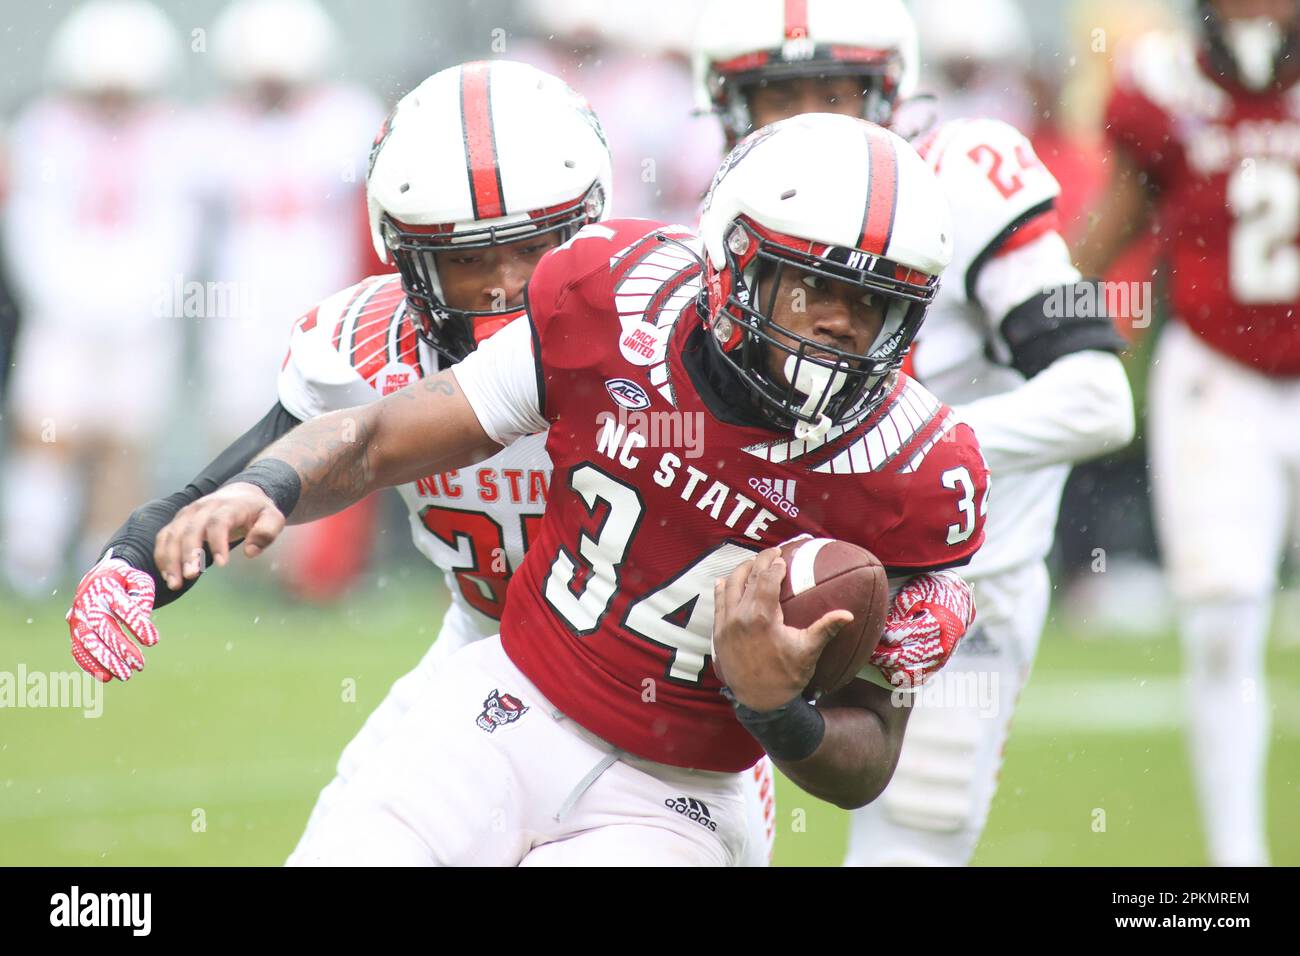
[226,459,302,518]
[723,689,826,762]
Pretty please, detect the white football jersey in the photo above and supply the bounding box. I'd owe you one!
[909,117,1080,578]
[277,273,550,640]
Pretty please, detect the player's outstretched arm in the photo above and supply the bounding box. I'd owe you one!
[154,369,501,588]
[67,401,303,681]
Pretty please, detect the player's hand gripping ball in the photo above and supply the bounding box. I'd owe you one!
[773,536,890,697]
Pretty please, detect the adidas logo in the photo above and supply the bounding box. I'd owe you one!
[749,476,799,517]
[664,796,718,831]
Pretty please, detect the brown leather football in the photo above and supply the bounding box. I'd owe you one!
[778,536,889,697]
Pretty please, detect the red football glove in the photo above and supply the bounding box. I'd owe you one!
[869,570,975,689]
[66,554,160,682]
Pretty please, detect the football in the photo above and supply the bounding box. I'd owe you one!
[778,536,890,697]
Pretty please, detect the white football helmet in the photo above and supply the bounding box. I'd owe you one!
[367,60,613,362]
[212,0,338,88]
[692,0,919,145]
[47,0,181,97]
[699,113,951,438]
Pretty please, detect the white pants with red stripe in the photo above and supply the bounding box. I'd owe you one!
[289,613,775,866]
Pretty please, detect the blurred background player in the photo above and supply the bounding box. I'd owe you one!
[1075,0,1300,867]
[0,0,199,596]
[199,0,384,599]
[693,0,1134,866]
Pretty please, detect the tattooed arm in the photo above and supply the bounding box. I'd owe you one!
[154,370,502,587]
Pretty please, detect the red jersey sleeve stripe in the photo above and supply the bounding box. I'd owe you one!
[993,207,1060,257]
[460,62,506,221]
[858,126,899,257]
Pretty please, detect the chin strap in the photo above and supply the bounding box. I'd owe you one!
[794,415,832,442]
[785,354,845,442]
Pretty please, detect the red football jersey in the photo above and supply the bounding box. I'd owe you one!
[490,220,989,772]
[1106,35,1300,375]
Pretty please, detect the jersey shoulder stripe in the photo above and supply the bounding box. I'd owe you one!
[739,374,943,472]
[279,274,421,421]
[348,275,410,385]
[809,375,945,475]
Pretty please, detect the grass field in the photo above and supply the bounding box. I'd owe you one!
[2,570,1297,866]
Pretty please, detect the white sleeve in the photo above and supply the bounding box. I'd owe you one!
[973,231,1081,334]
[956,224,1134,473]
[450,316,549,446]
[953,350,1135,474]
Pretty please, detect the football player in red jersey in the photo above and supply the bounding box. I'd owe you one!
[151,113,986,865]
[64,59,779,867]
[1075,0,1300,866]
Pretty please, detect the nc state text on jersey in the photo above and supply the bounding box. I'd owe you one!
[595,416,779,541]
[414,467,549,503]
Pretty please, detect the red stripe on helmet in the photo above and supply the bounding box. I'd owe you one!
[460,62,506,220]
[389,218,457,237]
[712,50,772,75]
[858,126,899,257]
[826,45,892,64]
[784,0,809,39]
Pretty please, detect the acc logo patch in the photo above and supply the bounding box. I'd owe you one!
[476,688,528,733]
[605,377,651,410]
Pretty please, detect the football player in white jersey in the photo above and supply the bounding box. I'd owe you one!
[63,59,779,865]
[693,0,1136,865]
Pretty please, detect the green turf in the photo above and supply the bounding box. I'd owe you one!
[2,574,1297,866]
